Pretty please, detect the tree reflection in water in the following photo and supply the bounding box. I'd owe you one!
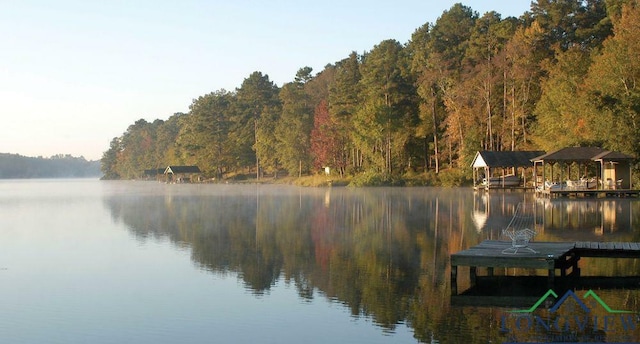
[103,184,640,343]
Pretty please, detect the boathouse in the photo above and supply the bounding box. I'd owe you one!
[164,165,201,183]
[471,150,544,189]
[532,147,635,195]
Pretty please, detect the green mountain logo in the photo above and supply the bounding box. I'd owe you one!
[509,289,634,314]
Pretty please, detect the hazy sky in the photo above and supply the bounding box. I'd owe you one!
[1,1,533,161]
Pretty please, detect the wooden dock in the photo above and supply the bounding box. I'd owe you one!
[450,240,640,295]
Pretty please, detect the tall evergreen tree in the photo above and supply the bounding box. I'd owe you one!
[101,137,121,180]
[531,0,612,53]
[531,47,595,150]
[116,119,157,179]
[355,39,416,175]
[409,23,447,173]
[428,4,477,168]
[329,52,362,172]
[176,90,233,177]
[233,72,281,178]
[276,67,315,176]
[153,113,185,168]
[499,22,546,150]
[461,12,518,154]
[584,2,640,155]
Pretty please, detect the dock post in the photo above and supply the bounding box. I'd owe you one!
[470,266,477,288]
[487,267,494,276]
[546,254,555,288]
[451,265,458,296]
[571,252,581,277]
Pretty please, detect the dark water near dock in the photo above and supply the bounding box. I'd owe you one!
[0,179,639,343]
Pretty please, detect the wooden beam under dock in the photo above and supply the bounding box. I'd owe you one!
[450,240,640,295]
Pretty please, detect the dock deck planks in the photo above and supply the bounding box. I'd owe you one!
[451,241,575,269]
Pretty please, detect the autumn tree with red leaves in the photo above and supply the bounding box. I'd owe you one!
[310,100,347,177]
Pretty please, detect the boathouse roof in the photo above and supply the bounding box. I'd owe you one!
[471,150,544,168]
[531,147,634,163]
[164,165,201,174]
[144,168,165,176]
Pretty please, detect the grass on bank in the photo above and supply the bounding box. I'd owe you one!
[221,168,471,187]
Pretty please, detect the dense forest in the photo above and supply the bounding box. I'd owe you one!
[101,0,640,185]
[0,153,101,178]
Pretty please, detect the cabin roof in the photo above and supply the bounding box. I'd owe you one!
[472,150,544,168]
[144,168,165,176]
[592,150,635,161]
[164,165,201,174]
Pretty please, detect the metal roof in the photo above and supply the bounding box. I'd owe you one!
[144,168,165,176]
[164,165,201,174]
[532,147,634,162]
[592,150,635,161]
[472,151,545,168]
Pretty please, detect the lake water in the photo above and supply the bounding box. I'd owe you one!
[1,179,639,343]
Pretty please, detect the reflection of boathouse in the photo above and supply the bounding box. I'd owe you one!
[472,191,535,235]
[473,190,637,240]
[537,198,634,238]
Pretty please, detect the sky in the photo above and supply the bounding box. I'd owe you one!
[0,1,533,161]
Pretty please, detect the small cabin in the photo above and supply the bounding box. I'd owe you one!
[164,165,201,183]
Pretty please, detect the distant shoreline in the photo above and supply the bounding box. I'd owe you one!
[0,153,101,179]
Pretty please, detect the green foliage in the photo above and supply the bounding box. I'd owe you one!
[531,0,612,52]
[103,2,640,182]
[583,3,640,156]
[114,119,159,179]
[234,72,281,174]
[348,171,405,187]
[429,3,478,72]
[434,168,471,187]
[177,91,234,177]
[101,137,121,179]
[531,47,595,150]
[329,52,363,173]
[153,113,184,167]
[275,72,314,176]
[355,40,417,175]
[401,169,432,186]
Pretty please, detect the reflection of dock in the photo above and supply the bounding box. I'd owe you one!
[536,188,640,198]
[451,276,640,307]
[451,240,640,295]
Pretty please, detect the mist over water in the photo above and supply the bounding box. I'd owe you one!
[0,179,639,343]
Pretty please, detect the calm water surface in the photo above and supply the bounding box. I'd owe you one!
[1,179,639,343]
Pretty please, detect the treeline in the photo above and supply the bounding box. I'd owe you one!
[102,1,640,184]
[0,153,101,179]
